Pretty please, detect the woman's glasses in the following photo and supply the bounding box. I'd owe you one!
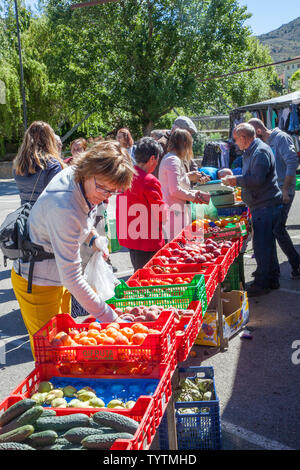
[94,177,123,196]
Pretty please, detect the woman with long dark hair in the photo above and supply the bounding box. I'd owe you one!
[13,121,65,205]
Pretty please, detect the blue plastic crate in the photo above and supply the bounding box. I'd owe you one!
[158,366,221,450]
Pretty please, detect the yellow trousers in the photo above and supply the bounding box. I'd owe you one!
[11,268,71,359]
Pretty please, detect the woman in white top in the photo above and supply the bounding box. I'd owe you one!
[158,128,210,240]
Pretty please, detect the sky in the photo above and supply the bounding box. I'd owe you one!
[238,0,299,35]
[22,0,299,37]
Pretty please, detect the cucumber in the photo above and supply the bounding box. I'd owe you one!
[35,413,90,433]
[42,442,83,450]
[0,406,44,435]
[81,432,134,449]
[63,427,112,444]
[25,430,58,448]
[41,409,57,417]
[0,399,36,427]
[0,442,35,450]
[0,424,35,443]
[92,411,139,434]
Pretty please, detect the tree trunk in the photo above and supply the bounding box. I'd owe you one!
[143,120,154,136]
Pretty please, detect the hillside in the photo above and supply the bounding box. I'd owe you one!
[258,16,300,63]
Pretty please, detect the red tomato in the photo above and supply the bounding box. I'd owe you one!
[152,266,164,274]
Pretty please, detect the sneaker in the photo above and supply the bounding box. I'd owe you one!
[246,283,271,297]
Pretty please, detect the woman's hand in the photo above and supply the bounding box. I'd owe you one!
[193,191,211,204]
[93,236,109,260]
[188,171,210,184]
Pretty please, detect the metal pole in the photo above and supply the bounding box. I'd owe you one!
[14,0,27,132]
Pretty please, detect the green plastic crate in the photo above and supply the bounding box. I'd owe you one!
[107,277,208,314]
[115,276,206,301]
[221,253,245,292]
[221,262,240,292]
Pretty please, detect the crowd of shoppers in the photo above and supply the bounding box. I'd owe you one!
[9,114,300,354]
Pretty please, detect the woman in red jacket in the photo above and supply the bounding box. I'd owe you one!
[116,137,168,271]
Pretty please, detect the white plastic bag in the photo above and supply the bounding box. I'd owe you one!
[84,251,119,301]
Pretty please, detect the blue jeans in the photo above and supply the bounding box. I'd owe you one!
[273,195,300,271]
[252,205,282,288]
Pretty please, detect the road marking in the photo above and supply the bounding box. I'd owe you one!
[291,235,300,239]
[0,334,31,351]
[279,287,300,295]
[222,420,295,450]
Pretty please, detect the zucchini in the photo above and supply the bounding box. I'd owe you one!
[25,430,58,448]
[0,399,36,427]
[35,413,90,433]
[0,406,44,435]
[0,442,35,450]
[63,427,111,444]
[81,432,134,449]
[92,411,139,434]
[0,424,34,443]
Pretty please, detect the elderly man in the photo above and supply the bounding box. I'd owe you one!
[151,116,208,183]
[248,118,300,280]
[222,123,282,297]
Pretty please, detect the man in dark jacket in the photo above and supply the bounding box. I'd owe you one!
[222,123,283,297]
[248,118,300,279]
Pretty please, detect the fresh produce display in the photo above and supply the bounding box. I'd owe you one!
[133,276,193,286]
[28,378,158,411]
[174,377,214,414]
[0,209,247,450]
[51,321,159,347]
[56,361,153,377]
[153,238,233,266]
[0,399,139,450]
[115,304,194,323]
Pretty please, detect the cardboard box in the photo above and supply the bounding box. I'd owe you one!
[195,290,249,347]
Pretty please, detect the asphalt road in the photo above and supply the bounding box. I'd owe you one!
[0,178,299,451]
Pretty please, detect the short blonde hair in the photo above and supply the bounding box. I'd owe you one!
[74,140,136,190]
[167,128,194,161]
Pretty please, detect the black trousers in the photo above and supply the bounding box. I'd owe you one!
[129,249,157,272]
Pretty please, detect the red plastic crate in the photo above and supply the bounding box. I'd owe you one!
[127,269,197,287]
[33,311,177,368]
[203,265,219,305]
[0,393,156,451]
[175,300,203,363]
[8,361,173,447]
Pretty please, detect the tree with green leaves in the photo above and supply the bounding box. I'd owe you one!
[44,0,264,136]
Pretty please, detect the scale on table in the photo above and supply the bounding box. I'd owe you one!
[194,180,235,206]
